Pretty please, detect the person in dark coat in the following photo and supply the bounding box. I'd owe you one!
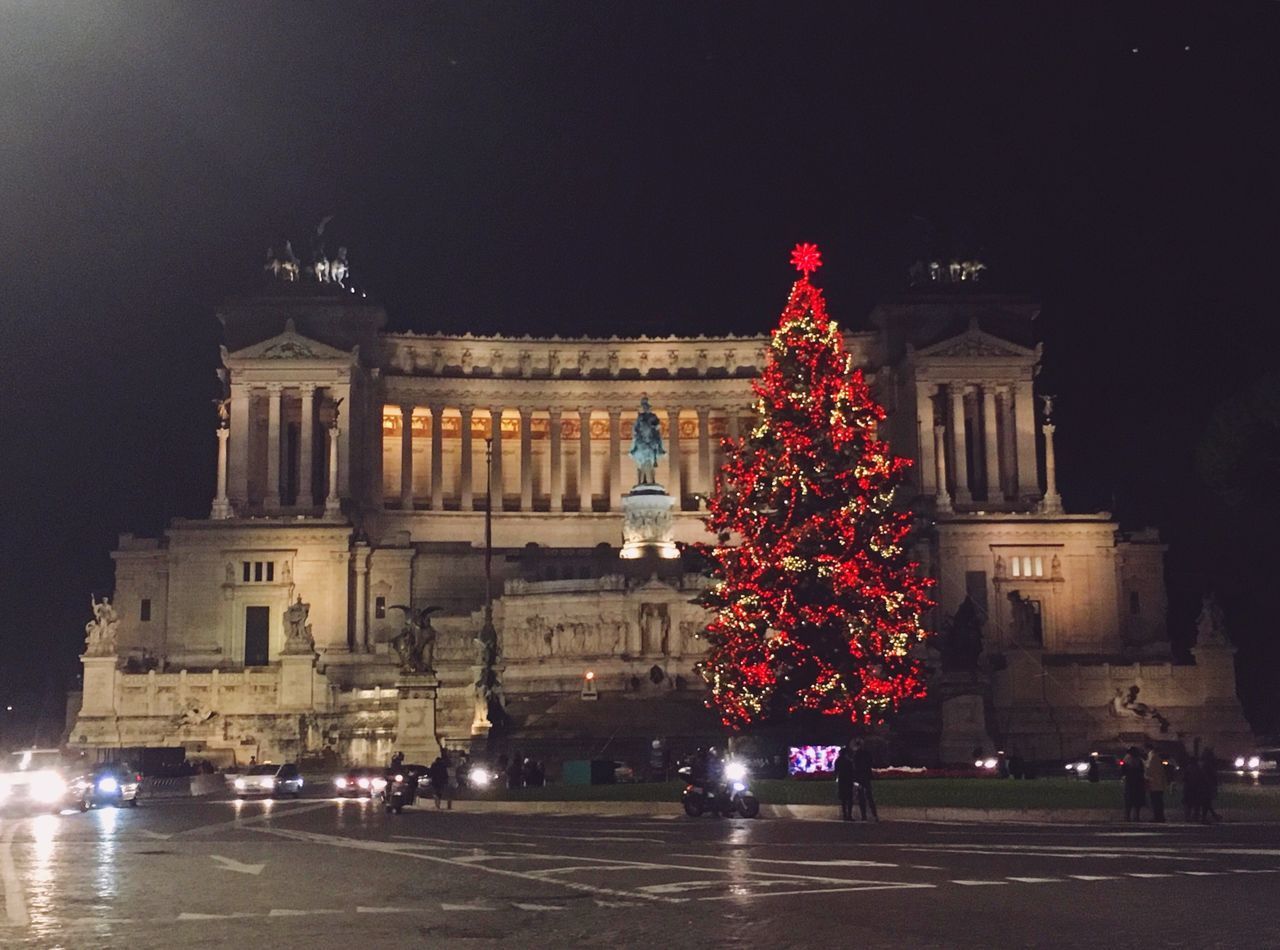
[1121,746,1146,821]
[1200,749,1220,823]
[834,746,855,821]
[852,740,878,821]
[1181,754,1203,822]
[506,751,524,790]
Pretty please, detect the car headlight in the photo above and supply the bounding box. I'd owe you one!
[1075,763,1089,773]
[469,768,491,787]
[264,777,275,787]
[1235,757,1246,769]
[234,778,246,790]
[1248,756,1261,770]
[335,777,347,788]
[30,772,68,804]
[732,781,746,792]
[357,777,369,789]
[983,758,997,770]
[372,777,386,789]
[724,762,747,782]
[98,776,119,794]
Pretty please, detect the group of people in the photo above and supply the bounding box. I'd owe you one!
[1120,744,1219,823]
[834,740,878,822]
[498,752,546,789]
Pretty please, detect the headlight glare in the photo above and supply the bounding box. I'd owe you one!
[724,762,747,782]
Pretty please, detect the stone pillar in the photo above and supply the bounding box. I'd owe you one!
[948,384,971,505]
[1014,379,1039,504]
[395,675,442,764]
[430,404,445,511]
[727,410,741,443]
[459,407,474,511]
[608,408,623,510]
[696,406,712,503]
[265,383,283,510]
[667,408,683,509]
[399,404,415,511]
[549,408,563,512]
[353,542,370,652]
[489,408,505,511]
[1040,420,1064,515]
[228,386,251,508]
[325,423,341,519]
[933,424,953,513]
[578,409,592,512]
[982,384,1001,503]
[916,383,937,496]
[211,426,232,519]
[519,407,534,510]
[298,383,315,507]
[79,656,118,717]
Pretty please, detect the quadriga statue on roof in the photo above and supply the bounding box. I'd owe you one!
[629,396,666,487]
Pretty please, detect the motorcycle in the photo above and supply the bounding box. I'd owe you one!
[678,760,760,818]
[382,768,418,814]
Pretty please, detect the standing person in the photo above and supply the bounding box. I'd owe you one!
[429,753,453,810]
[1200,749,1220,824]
[1121,746,1146,822]
[1144,744,1168,823]
[834,746,855,821]
[852,740,878,821]
[506,752,524,790]
[1181,753,1203,823]
[390,750,405,772]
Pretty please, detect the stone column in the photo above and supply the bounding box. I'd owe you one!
[459,407,474,511]
[578,409,592,512]
[608,408,623,510]
[933,424,953,513]
[667,408,683,509]
[489,408,505,511]
[916,382,937,497]
[549,408,563,512]
[696,406,712,503]
[430,404,445,511]
[982,384,1001,503]
[1013,379,1039,503]
[211,426,232,519]
[265,383,283,510]
[727,410,741,443]
[519,406,534,511]
[298,383,315,507]
[1040,419,1064,514]
[325,422,341,518]
[399,404,415,510]
[353,542,370,652]
[228,386,251,508]
[948,384,971,505]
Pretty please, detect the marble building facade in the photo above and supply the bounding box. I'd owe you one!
[70,280,1252,765]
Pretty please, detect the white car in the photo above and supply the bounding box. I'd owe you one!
[0,749,80,813]
[1233,749,1280,779]
[232,763,304,798]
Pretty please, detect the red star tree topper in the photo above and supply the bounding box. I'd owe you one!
[695,245,935,728]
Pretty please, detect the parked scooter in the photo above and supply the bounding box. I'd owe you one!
[678,759,760,818]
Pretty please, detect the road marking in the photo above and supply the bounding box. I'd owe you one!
[698,883,935,902]
[269,908,341,916]
[594,899,637,907]
[137,829,172,840]
[953,880,1008,886]
[211,854,265,875]
[0,821,29,928]
[512,902,565,912]
[1070,875,1117,881]
[440,902,495,911]
[673,855,898,869]
[176,799,335,837]
[1127,873,1174,878]
[356,906,413,914]
[1006,877,1061,883]
[499,831,669,845]
[177,911,256,921]
[1179,870,1225,876]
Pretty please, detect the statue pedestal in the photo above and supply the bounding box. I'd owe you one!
[80,655,118,717]
[620,486,679,560]
[936,671,994,765]
[395,675,441,763]
[279,652,317,711]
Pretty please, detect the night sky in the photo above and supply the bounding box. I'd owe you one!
[2,2,1278,739]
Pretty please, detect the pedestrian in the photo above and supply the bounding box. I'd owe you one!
[852,740,878,821]
[1086,756,1100,783]
[1122,746,1146,821]
[429,753,453,810]
[390,750,405,772]
[507,752,524,790]
[1144,744,1167,823]
[1181,753,1203,822]
[834,746,855,821]
[1200,749,1220,824]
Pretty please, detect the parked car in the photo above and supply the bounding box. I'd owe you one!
[1233,748,1280,781]
[69,763,141,810]
[333,766,387,798]
[1063,752,1124,780]
[232,763,303,798]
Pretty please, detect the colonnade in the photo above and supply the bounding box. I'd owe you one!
[916,379,1039,507]
[387,403,745,513]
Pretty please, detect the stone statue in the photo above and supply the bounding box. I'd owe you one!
[1196,593,1229,646]
[1111,684,1172,734]
[213,398,230,428]
[628,396,666,486]
[84,595,120,656]
[282,595,314,654]
[1006,590,1041,644]
[940,595,984,672]
[389,605,441,675]
[473,613,505,730]
[329,246,349,288]
[1040,394,1056,423]
[265,240,300,281]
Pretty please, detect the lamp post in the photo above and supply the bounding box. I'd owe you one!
[472,436,499,736]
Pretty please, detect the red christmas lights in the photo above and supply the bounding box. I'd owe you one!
[695,246,934,728]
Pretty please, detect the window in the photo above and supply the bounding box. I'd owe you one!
[375,596,386,620]
[1008,556,1044,579]
[140,598,151,622]
[241,561,276,584]
[1129,591,1141,615]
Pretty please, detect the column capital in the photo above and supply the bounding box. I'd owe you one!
[299,382,317,396]
[459,404,474,418]
[400,403,415,417]
[266,381,284,395]
[607,407,622,418]
[518,406,534,418]
[428,402,446,416]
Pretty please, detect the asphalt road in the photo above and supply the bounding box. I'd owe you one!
[2,791,1278,949]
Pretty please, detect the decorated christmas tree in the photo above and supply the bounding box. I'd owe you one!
[696,243,935,728]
